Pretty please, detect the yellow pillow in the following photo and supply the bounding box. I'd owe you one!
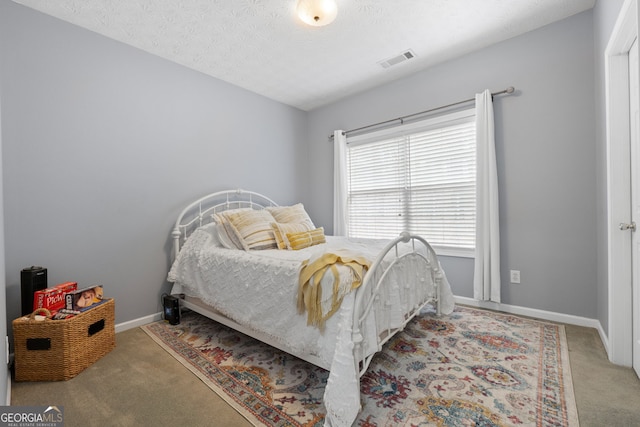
[287,227,326,250]
[271,222,314,250]
[221,209,277,250]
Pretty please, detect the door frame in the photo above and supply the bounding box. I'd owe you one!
[606,0,637,367]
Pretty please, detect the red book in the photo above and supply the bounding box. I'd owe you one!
[33,281,78,314]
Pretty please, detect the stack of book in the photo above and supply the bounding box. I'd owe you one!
[33,283,106,320]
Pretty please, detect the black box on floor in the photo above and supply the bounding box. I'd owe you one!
[163,294,180,325]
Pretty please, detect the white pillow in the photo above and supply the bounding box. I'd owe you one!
[266,203,315,227]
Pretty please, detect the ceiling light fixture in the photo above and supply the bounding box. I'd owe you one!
[297,0,338,27]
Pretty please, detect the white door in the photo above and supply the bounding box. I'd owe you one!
[629,38,640,378]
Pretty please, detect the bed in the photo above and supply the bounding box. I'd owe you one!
[167,189,455,426]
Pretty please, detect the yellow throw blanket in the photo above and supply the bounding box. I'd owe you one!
[297,250,371,330]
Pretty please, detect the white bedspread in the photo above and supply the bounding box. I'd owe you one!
[168,222,454,426]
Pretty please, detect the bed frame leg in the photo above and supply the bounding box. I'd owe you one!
[436,273,443,316]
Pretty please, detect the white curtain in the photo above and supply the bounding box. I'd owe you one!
[473,90,501,302]
[333,130,348,236]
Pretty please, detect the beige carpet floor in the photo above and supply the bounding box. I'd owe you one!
[10,316,640,427]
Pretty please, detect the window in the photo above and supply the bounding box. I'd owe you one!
[346,108,476,257]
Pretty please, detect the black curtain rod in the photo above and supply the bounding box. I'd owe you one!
[328,86,515,140]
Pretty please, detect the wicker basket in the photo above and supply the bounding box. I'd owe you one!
[13,298,115,381]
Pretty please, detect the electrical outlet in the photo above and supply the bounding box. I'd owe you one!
[510,270,521,284]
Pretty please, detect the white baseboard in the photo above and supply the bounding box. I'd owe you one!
[121,302,604,334]
[119,302,612,364]
[115,312,162,333]
[119,302,608,344]
[596,322,610,357]
[455,296,607,337]
[454,296,601,328]
[454,296,600,327]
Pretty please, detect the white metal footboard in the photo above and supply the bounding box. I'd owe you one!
[351,231,442,377]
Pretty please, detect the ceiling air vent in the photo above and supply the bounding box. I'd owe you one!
[379,50,416,69]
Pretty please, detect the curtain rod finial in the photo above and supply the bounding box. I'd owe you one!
[506,86,515,94]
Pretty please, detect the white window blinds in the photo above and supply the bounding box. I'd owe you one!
[346,108,476,255]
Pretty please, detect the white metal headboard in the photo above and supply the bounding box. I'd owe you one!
[171,189,278,260]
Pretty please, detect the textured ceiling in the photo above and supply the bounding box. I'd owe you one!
[13,0,595,111]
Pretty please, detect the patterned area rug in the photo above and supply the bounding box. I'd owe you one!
[141,306,579,427]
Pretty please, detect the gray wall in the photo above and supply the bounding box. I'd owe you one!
[0,2,308,326]
[306,11,598,318]
[0,63,7,404]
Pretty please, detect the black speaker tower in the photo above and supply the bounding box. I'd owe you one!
[163,294,180,325]
[21,266,47,316]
